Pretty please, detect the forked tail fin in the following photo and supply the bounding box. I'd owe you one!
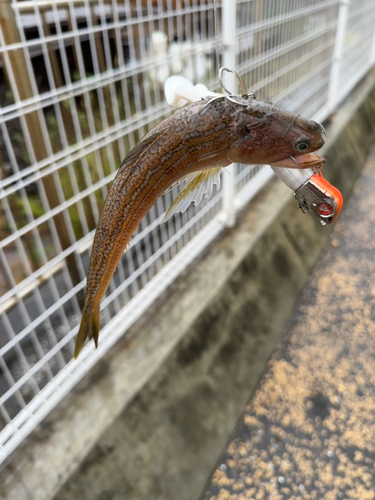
[74,306,100,359]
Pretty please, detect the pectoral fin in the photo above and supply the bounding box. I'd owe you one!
[163,168,222,222]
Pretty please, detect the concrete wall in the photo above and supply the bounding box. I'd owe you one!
[1,70,375,500]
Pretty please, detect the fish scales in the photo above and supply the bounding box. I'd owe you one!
[74,96,325,357]
[88,101,234,294]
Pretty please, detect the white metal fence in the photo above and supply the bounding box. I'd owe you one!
[0,0,374,464]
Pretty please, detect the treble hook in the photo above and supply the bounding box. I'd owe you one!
[204,67,256,108]
[218,67,255,100]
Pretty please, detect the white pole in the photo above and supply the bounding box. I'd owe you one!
[371,18,375,66]
[221,0,237,227]
[327,0,350,113]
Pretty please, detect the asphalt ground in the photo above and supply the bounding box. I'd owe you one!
[199,144,375,500]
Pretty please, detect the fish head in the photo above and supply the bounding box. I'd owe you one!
[227,100,325,169]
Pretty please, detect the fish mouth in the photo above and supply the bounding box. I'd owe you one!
[269,153,325,169]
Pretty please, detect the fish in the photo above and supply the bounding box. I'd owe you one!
[74,94,325,358]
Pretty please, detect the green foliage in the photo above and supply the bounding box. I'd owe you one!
[18,195,45,219]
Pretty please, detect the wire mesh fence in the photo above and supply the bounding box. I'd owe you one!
[338,0,375,101]
[0,0,374,464]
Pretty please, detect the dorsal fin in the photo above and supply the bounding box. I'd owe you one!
[163,168,222,222]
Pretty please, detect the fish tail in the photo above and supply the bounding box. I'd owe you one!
[74,305,100,359]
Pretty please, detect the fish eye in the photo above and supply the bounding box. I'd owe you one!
[294,140,310,152]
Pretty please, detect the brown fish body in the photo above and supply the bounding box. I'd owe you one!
[74,96,325,357]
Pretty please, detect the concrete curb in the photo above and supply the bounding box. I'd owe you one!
[1,70,375,500]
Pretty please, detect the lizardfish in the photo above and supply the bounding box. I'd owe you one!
[74,93,325,358]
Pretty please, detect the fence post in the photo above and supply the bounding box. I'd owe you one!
[371,20,375,66]
[221,0,237,227]
[327,0,350,114]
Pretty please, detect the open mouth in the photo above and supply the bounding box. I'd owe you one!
[269,153,325,169]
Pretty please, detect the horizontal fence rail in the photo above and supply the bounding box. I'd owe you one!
[0,0,374,464]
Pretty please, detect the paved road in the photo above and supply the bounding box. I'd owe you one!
[200,145,375,499]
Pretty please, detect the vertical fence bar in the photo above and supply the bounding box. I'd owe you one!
[327,0,350,113]
[221,0,237,227]
[371,18,375,66]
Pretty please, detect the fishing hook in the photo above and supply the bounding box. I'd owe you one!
[218,67,256,105]
[203,67,256,108]
[316,121,328,137]
[219,67,248,96]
